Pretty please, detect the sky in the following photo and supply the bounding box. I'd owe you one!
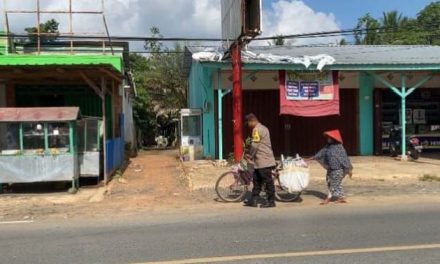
[0,0,437,49]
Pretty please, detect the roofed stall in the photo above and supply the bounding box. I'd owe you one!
[0,47,133,186]
[0,107,80,191]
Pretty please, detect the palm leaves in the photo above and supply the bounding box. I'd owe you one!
[355,2,440,45]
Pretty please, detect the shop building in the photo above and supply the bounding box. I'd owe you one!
[184,45,440,159]
[0,39,136,187]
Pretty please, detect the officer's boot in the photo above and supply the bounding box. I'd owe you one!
[243,198,258,207]
[260,201,276,208]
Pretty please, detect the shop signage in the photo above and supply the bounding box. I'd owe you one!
[279,70,340,117]
[284,71,334,101]
[413,109,427,125]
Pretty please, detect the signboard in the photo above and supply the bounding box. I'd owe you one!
[279,70,340,117]
[221,0,262,49]
[221,0,242,44]
[285,71,335,101]
[413,109,426,124]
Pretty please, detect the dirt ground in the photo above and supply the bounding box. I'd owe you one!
[1,150,439,221]
[0,150,200,221]
[104,150,196,209]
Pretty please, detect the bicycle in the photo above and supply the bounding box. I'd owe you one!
[215,158,302,203]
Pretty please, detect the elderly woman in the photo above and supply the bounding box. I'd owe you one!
[314,129,353,205]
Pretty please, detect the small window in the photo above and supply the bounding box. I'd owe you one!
[23,122,45,154]
[77,120,85,152]
[182,115,201,138]
[48,122,70,154]
[78,119,100,152]
[0,123,20,155]
[85,120,100,151]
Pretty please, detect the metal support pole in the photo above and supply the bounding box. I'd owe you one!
[69,121,74,154]
[217,80,223,160]
[101,0,114,55]
[231,43,243,162]
[400,74,407,159]
[19,123,23,152]
[3,0,10,54]
[69,121,78,190]
[43,122,48,153]
[101,77,108,183]
[36,0,41,54]
[69,0,73,54]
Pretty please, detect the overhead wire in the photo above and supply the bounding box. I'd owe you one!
[2,22,440,54]
[2,22,440,43]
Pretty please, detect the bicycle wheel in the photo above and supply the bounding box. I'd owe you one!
[274,184,301,202]
[215,172,248,202]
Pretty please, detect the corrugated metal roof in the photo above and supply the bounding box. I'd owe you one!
[184,45,440,71]
[0,107,80,122]
[0,55,123,72]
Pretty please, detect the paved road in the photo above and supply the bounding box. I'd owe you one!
[0,203,439,264]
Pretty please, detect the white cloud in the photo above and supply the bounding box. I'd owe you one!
[0,0,341,48]
[260,0,341,45]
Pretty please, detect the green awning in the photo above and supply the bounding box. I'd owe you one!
[0,55,123,72]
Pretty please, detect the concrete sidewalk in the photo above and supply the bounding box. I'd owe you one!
[183,155,440,193]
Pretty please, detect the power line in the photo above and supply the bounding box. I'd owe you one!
[3,22,440,43]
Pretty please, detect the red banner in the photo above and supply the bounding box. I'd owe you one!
[279,70,340,117]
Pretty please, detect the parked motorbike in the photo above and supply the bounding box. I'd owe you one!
[389,127,422,160]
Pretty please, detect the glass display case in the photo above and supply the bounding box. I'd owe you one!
[180,109,203,161]
[0,107,80,192]
[77,117,102,178]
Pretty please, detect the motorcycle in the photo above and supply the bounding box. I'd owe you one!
[389,127,422,160]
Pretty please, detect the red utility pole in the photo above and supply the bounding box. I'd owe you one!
[231,42,244,162]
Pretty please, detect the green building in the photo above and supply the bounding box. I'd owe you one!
[184,45,440,159]
[0,36,136,186]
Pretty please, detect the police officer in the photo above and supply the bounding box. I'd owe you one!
[244,113,277,208]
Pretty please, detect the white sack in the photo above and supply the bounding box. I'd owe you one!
[279,159,310,193]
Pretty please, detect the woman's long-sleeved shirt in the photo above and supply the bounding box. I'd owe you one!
[314,143,353,173]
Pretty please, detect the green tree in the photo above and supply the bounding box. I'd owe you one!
[130,54,157,146]
[380,11,405,44]
[354,14,382,44]
[25,19,59,43]
[131,27,187,146]
[144,26,163,53]
[391,18,421,45]
[417,1,440,45]
[354,2,440,45]
[355,11,423,45]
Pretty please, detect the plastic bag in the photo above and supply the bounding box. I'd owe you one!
[279,155,310,193]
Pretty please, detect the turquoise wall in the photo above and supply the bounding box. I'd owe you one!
[188,61,216,158]
[359,72,374,155]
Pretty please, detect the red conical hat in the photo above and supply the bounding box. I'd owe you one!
[324,129,343,144]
